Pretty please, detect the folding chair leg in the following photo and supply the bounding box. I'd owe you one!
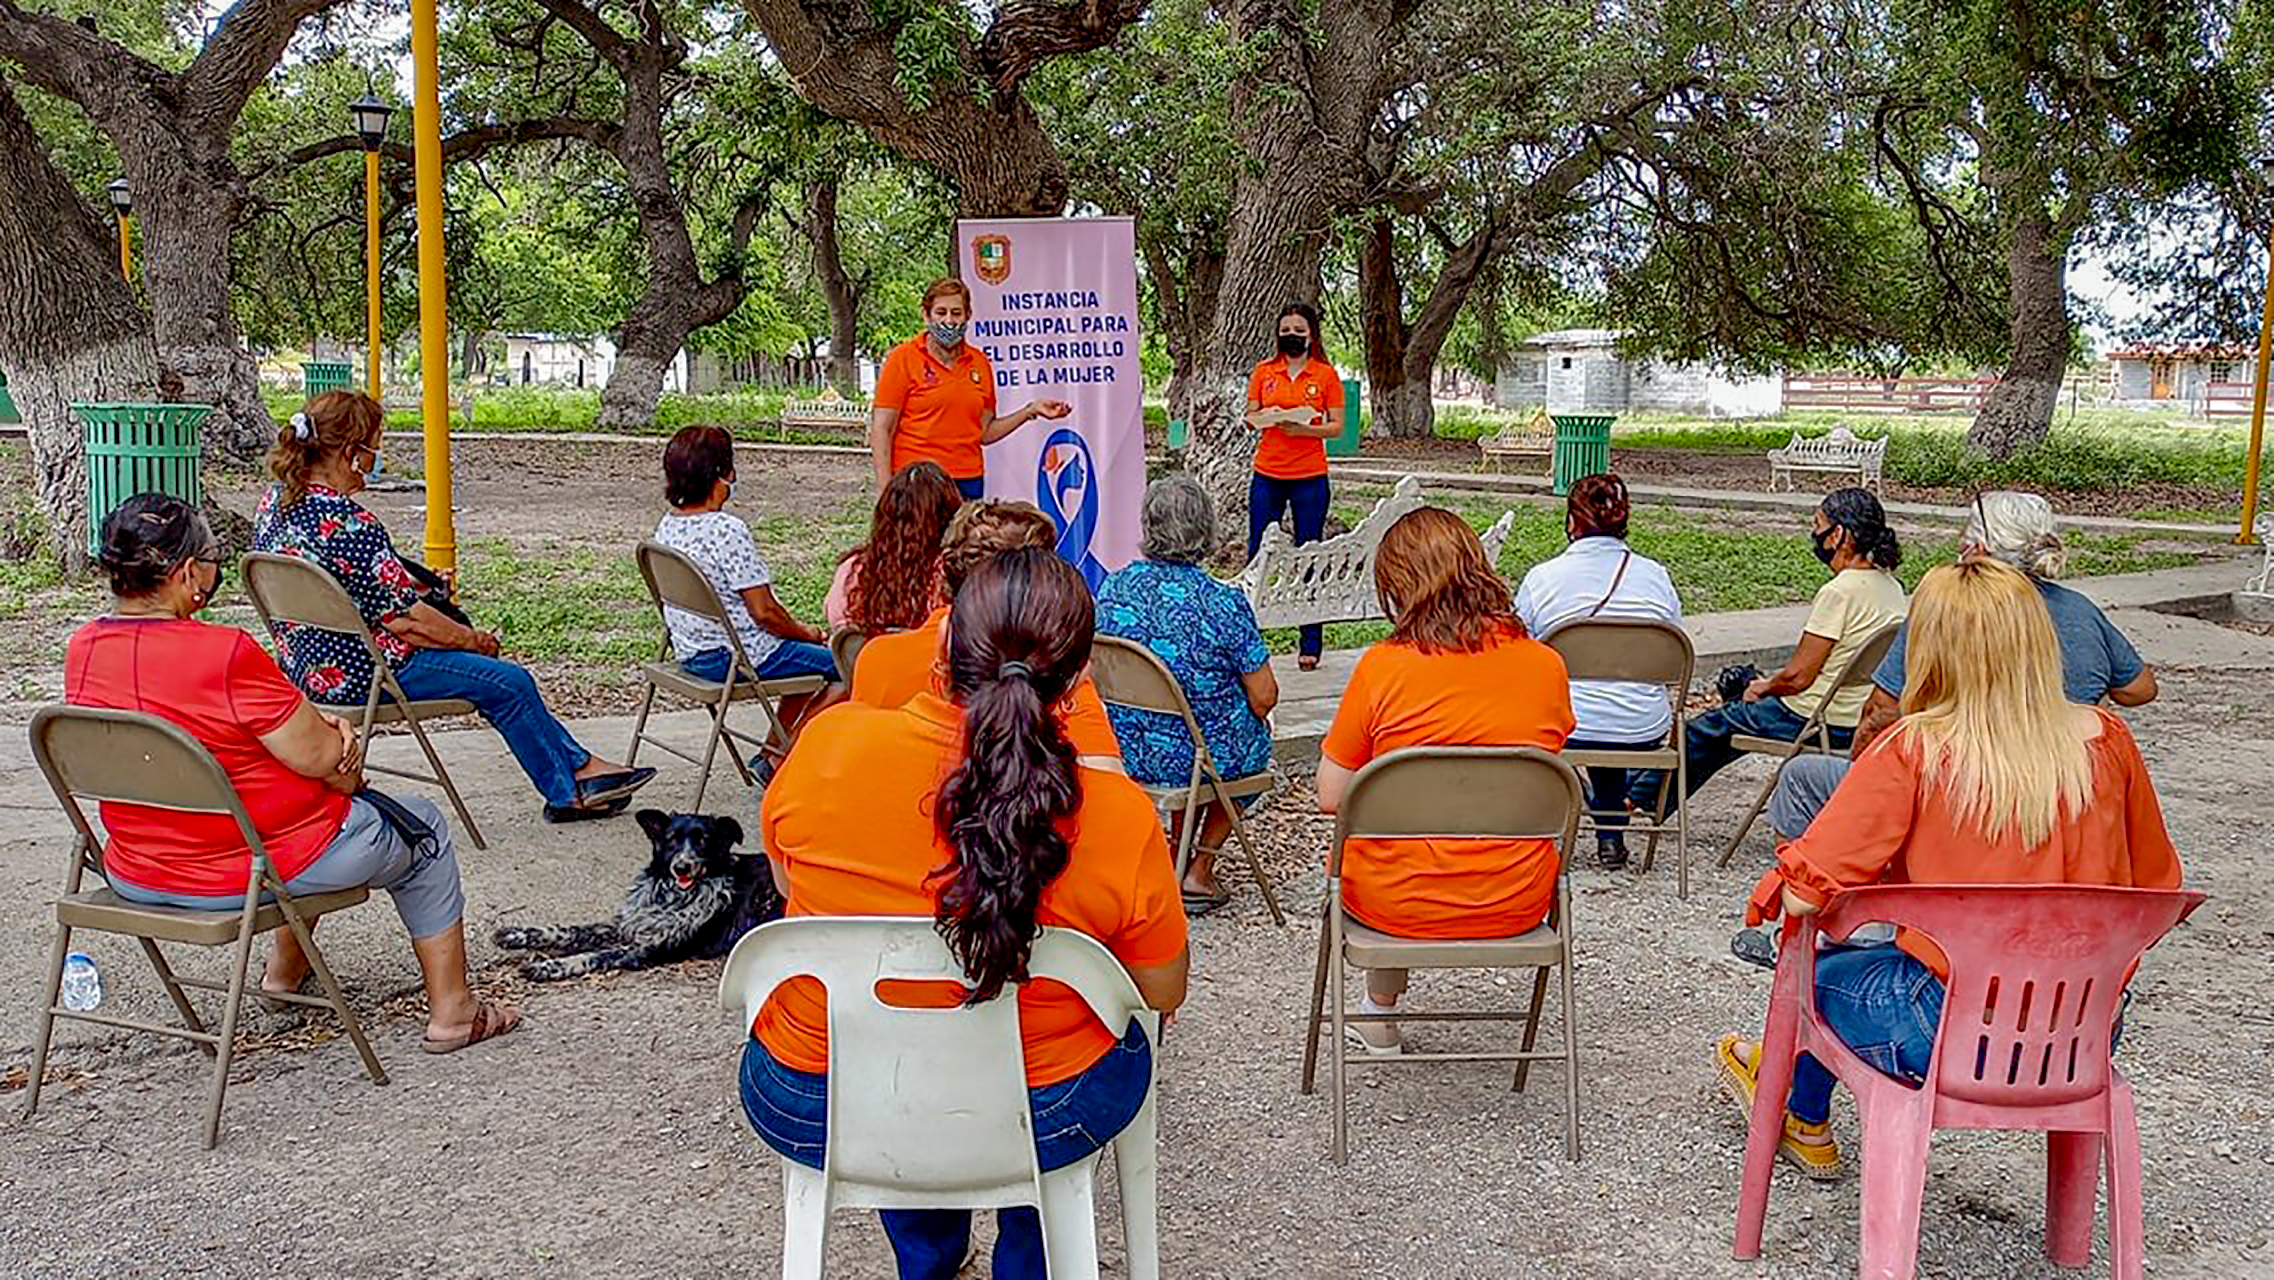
[1327,944,1350,1165]
[1558,949,1582,1162]
[23,923,70,1118]
[689,694,734,812]
[625,682,659,766]
[203,906,262,1149]
[401,710,485,851]
[1172,780,1202,880]
[1717,757,1785,869]
[1640,771,1673,873]
[138,936,216,1056]
[1672,774,1690,901]
[1299,903,1334,1094]
[280,900,387,1086]
[1215,779,1284,926]
[1512,966,1550,1092]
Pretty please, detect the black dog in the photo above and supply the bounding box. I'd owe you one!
[495,810,783,981]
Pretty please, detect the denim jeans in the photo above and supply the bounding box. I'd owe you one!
[1247,472,1330,659]
[1787,944,1943,1124]
[1625,695,1850,819]
[1563,734,1665,830]
[394,648,592,807]
[954,476,986,501]
[739,1021,1153,1280]
[682,641,840,684]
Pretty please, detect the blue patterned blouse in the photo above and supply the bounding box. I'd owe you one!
[250,483,423,704]
[1094,560,1274,785]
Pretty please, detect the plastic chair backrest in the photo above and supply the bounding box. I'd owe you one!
[242,551,378,637]
[828,627,867,686]
[1331,747,1583,876]
[1089,635,1195,719]
[717,917,1148,1192]
[1816,883,2204,1108]
[1540,618,1694,688]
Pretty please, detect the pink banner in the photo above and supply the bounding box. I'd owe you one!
[958,217,1143,587]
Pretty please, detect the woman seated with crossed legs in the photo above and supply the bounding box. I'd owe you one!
[745,547,1189,1279]
[1715,558,2182,1178]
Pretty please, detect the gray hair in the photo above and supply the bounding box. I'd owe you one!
[1964,490,2066,579]
[1140,473,1216,565]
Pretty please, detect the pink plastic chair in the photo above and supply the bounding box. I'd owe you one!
[1733,883,2204,1280]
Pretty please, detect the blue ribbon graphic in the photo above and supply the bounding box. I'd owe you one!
[1035,426,1107,591]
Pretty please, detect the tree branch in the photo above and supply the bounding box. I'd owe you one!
[979,0,1150,96]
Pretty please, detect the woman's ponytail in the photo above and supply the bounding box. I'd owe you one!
[267,391,383,507]
[929,545,1096,1002]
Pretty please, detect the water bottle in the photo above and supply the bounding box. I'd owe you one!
[59,952,104,1013]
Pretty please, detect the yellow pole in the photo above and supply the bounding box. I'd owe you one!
[410,0,456,580]
[2240,224,2274,547]
[116,214,131,281]
[365,149,383,400]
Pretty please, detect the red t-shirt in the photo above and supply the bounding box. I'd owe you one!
[64,618,351,895]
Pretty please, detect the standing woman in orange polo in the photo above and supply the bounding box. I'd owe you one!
[867,277,1072,500]
[1247,301,1345,668]
[747,547,1188,1278]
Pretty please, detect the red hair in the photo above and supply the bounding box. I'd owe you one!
[844,462,962,632]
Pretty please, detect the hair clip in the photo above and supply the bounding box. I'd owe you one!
[291,412,313,441]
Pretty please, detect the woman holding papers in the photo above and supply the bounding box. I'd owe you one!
[1245,301,1344,670]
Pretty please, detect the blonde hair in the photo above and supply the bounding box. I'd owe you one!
[1890,559,2098,846]
[1965,490,2067,579]
[267,390,383,507]
[940,499,1056,594]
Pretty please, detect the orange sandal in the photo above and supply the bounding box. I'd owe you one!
[1715,1034,1843,1180]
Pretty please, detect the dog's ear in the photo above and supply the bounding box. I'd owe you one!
[634,808,671,842]
[711,816,745,852]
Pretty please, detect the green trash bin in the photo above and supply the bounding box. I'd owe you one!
[302,360,353,398]
[77,402,212,556]
[1166,418,1188,451]
[1549,413,1615,495]
[1323,376,1364,458]
[0,370,18,425]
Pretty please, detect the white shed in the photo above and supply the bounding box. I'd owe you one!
[1497,328,1783,417]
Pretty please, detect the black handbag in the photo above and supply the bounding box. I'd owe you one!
[399,558,473,628]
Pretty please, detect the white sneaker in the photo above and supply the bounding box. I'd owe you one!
[1344,997,1404,1055]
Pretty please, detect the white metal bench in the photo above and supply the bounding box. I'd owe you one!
[379,388,477,431]
[1477,408,1553,471]
[2247,515,2274,596]
[1230,475,1516,629]
[780,388,869,432]
[1765,425,1886,492]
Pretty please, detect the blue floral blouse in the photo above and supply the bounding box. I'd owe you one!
[1094,560,1274,785]
[251,483,423,704]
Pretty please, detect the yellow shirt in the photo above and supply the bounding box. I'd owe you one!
[1784,568,1906,727]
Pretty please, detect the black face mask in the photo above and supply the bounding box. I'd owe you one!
[1277,333,1309,358]
[1810,526,1839,566]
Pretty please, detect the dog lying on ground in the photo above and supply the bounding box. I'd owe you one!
[495,809,783,981]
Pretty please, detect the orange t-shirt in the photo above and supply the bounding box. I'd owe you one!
[1761,708,2183,977]
[875,334,998,481]
[1320,627,1575,938]
[754,693,1187,1086]
[849,605,1122,759]
[1248,356,1345,480]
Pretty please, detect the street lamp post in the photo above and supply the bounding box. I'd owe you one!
[350,94,394,401]
[2240,195,2274,547]
[105,178,131,281]
[410,0,456,580]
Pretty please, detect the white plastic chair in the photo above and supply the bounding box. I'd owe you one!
[718,917,1162,1280]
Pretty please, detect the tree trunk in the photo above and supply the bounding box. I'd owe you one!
[126,139,271,462]
[1141,230,1225,425]
[0,80,156,572]
[1355,216,1429,438]
[1966,207,2070,458]
[460,327,484,380]
[805,179,860,394]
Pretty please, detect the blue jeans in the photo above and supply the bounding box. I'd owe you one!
[1626,695,1850,819]
[1247,472,1330,659]
[1564,734,1665,830]
[954,476,986,501]
[740,1021,1153,1280]
[394,648,592,808]
[1787,944,1943,1124]
[681,640,840,685]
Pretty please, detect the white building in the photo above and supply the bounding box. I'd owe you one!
[500,334,693,393]
[2104,343,2257,416]
[1497,328,1784,418]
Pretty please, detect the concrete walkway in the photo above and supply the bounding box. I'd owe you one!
[1264,558,2274,758]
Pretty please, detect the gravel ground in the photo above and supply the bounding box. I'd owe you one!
[3,668,2270,1278]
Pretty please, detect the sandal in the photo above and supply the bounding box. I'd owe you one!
[1181,888,1233,918]
[1297,655,1320,672]
[1715,1034,1842,1180]
[423,1001,524,1055]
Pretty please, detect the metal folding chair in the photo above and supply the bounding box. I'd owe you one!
[1716,621,1903,867]
[23,706,387,1149]
[1542,618,1695,897]
[1299,746,1585,1163]
[828,626,868,690]
[626,540,828,808]
[1088,635,1284,926]
[242,551,485,849]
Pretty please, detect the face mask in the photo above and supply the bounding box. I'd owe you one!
[930,320,966,347]
[1810,526,1838,566]
[1277,333,1309,358]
